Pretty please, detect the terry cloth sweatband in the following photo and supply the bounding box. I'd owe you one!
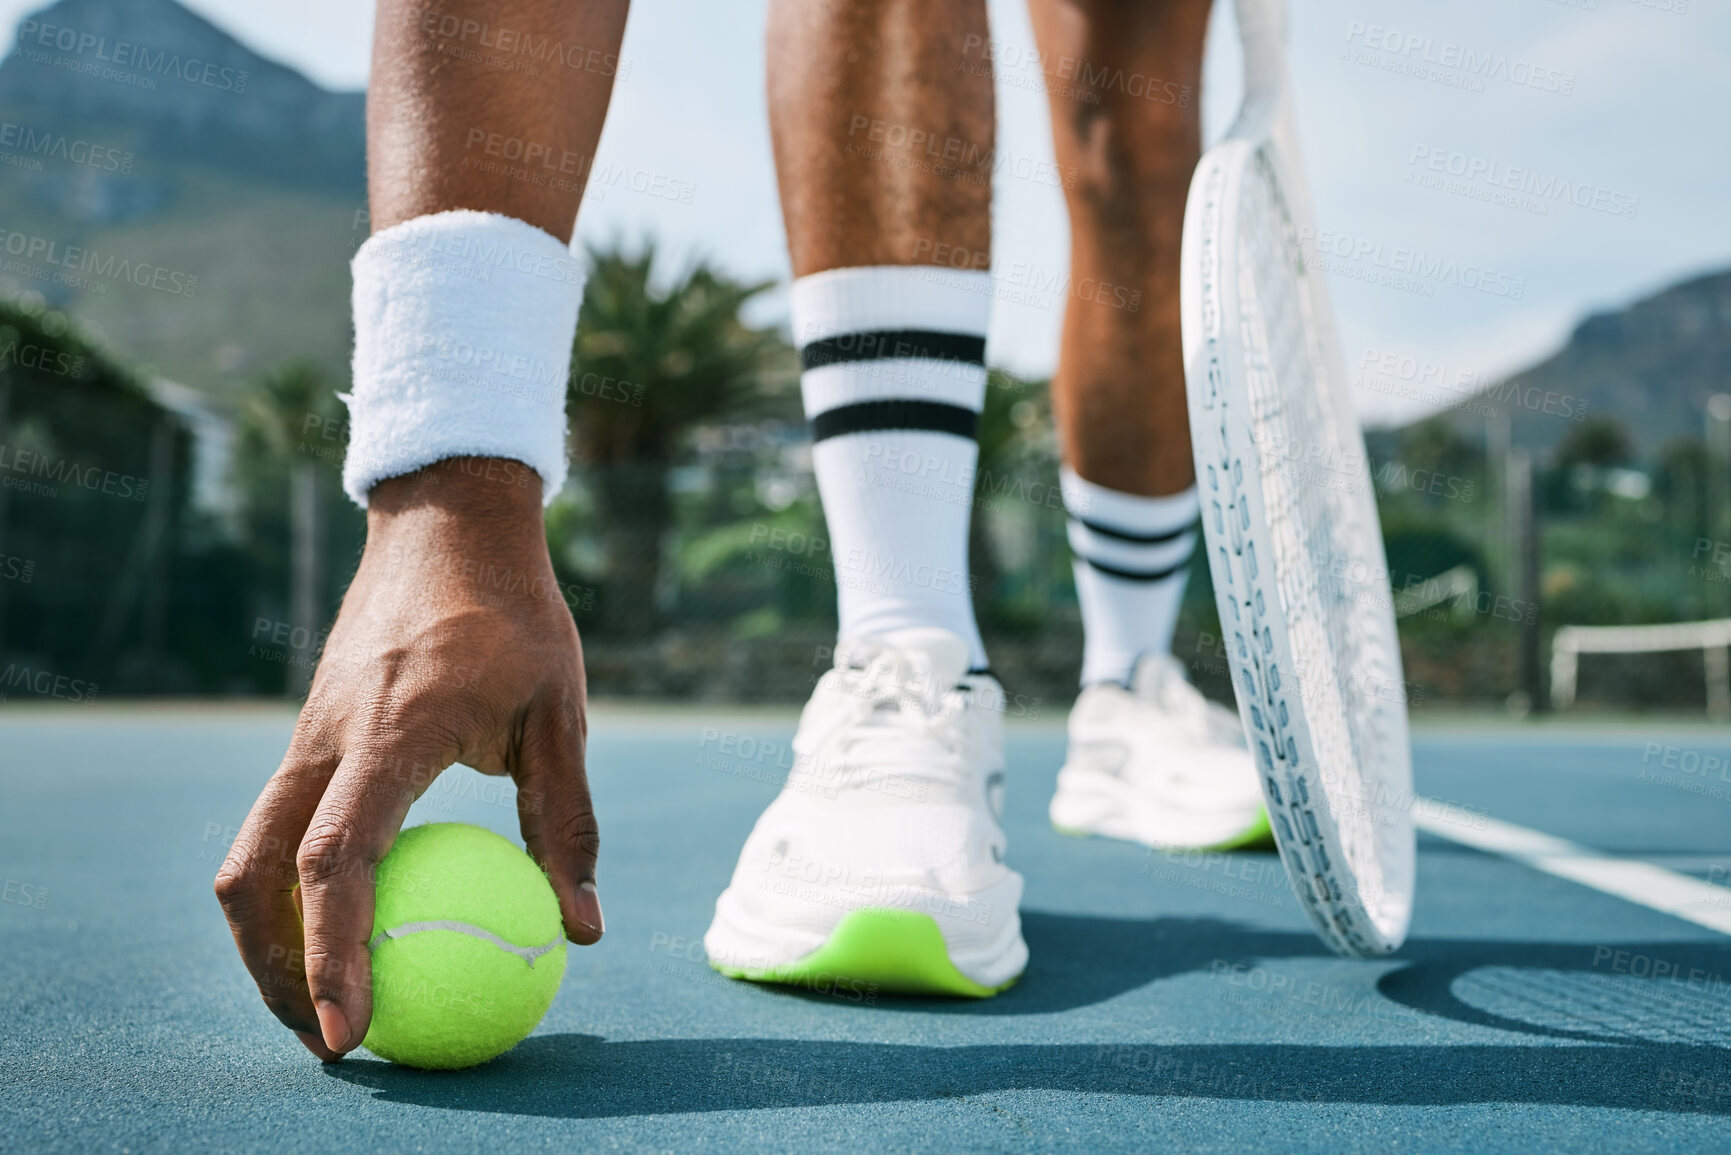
[342,209,586,507]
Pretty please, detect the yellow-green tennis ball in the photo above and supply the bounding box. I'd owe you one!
[361,823,567,1070]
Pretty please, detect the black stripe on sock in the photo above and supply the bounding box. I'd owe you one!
[801,329,986,372]
[1078,552,1193,583]
[810,400,979,443]
[1070,514,1199,546]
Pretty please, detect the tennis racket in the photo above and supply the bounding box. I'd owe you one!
[1179,0,1415,956]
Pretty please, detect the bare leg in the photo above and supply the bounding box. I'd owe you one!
[700,1,1029,1003]
[1029,0,1211,496]
[769,0,994,275]
[766,0,1000,664]
[369,0,631,240]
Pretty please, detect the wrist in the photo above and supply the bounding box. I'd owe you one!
[365,457,549,555]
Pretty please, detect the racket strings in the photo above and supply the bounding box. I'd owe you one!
[1233,149,1412,932]
[1453,967,1731,1048]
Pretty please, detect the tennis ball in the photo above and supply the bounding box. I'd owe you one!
[361,823,567,1070]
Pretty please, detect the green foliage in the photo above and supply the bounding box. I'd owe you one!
[224,361,362,691]
[554,241,797,638]
[568,240,795,467]
[1554,415,1636,469]
[230,360,347,548]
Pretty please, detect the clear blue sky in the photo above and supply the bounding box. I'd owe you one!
[5,0,1726,423]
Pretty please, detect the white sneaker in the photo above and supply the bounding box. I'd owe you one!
[1050,653,1271,850]
[704,627,1027,997]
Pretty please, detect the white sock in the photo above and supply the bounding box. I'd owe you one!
[792,265,991,669]
[1061,466,1199,686]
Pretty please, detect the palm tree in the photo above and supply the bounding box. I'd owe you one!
[567,241,792,637]
[232,361,345,695]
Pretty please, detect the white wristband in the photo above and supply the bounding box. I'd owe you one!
[342,209,586,507]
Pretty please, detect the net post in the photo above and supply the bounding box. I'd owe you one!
[1706,642,1731,722]
[1507,448,1546,714]
[1707,394,1731,616]
[1550,633,1577,711]
[289,461,322,700]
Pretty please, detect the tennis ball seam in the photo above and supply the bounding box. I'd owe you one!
[369,920,564,967]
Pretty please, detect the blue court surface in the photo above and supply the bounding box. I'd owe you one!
[3,707,1731,1152]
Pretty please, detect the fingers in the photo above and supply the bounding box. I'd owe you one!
[214,747,341,1060]
[293,744,431,1055]
[514,695,604,946]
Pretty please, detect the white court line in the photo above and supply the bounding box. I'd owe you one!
[1414,798,1731,936]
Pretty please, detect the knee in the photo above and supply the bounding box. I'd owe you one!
[1060,100,1198,223]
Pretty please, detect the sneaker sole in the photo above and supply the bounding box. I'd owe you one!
[1053,802,1276,852]
[709,907,1020,999]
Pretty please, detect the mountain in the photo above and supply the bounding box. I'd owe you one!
[0,0,363,190]
[3,0,1727,453]
[0,0,364,399]
[1434,269,1731,456]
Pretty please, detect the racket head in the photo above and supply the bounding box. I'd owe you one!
[1180,134,1416,957]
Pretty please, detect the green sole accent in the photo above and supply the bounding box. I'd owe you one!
[1208,805,1276,851]
[1053,805,1277,852]
[712,908,1017,999]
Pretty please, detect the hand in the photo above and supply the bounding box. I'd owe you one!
[214,457,603,1061]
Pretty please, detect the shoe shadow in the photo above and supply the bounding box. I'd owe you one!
[326,1034,1731,1120]
[325,916,1731,1119]
[868,910,1329,1016]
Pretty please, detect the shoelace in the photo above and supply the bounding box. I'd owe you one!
[819,647,968,789]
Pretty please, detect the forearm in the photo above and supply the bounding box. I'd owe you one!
[367,0,631,241]
[349,1,631,507]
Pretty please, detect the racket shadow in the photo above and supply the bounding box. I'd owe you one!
[1378,936,1731,1047]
